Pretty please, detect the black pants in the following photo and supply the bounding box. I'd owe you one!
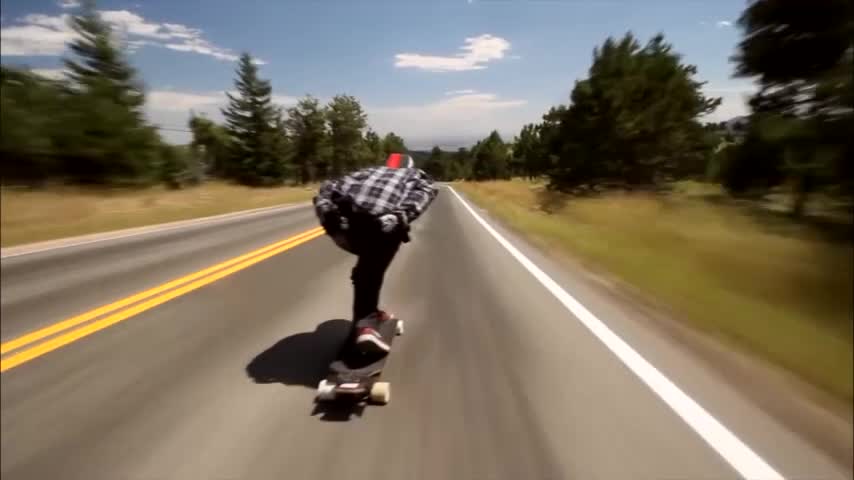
[327,214,403,323]
[350,230,402,322]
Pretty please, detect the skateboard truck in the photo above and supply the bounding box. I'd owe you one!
[316,378,391,404]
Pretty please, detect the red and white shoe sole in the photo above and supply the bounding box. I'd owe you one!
[356,334,391,353]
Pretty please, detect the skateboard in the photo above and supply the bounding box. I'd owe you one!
[315,314,404,405]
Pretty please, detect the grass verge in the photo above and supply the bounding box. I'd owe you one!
[455,179,853,404]
[1,182,317,248]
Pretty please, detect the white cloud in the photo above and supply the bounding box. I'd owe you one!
[101,10,174,39]
[700,84,758,122]
[0,9,259,64]
[99,10,247,62]
[58,0,81,9]
[445,89,477,96]
[163,37,238,62]
[161,23,199,39]
[31,67,67,80]
[716,20,733,28]
[0,14,75,55]
[126,39,155,53]
[22,13,71,30]
[147,91,224,112]
[394,34,512,72]
[367,92,535,148]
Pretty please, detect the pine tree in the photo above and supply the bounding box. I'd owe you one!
[221,52,284,185]
[547,33,720,190]
[285,95,328,183]
[61,0,161,185]
[382,132,407,157]
[188,113,231,177]
[326,94,368,176]
[423,146,446,179]
[363,129,383,166]
[64,0,145,112]
[731,0,853,215]
[472,131,509,180]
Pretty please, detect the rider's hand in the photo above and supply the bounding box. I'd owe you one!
[378,213,399,233]
[321,212,347,234]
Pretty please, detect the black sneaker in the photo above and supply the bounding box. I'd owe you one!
[354,310,393,354]
[355,326,391,354]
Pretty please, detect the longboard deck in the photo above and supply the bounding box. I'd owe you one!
[317,315,400,402]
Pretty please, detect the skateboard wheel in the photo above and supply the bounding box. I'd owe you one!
[317,379,336,401]
[395,320,405,336]
[369,382,390,404]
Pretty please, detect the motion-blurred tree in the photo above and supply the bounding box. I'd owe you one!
[285,95,328,182]
[159,144,202,189]
[0,67,66,184]
[731,0,853,215]
[547,32,721,190]
[62,0,162,185]
[271,106,293,179]
[188,113,232,178]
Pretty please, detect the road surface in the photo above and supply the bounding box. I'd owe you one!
[1,186,849,480]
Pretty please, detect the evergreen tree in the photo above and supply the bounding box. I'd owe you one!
[382,132,407,157]
[188,113,231,178]
[547,33,720,190]
[61,0,161,184]
[221,52,284,185]
[423,145,446,179]
[731,0,853,215]
[363,129,383,166]
[326,94,368,176]
[285,95,328,182]
[472,131,509,180]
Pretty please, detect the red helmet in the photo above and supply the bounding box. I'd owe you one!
[385,153,414,169]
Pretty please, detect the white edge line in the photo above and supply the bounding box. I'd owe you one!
[447,186,785,480]
[1,202,312,259]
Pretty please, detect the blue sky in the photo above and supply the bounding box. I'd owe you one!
[1,0,756,148]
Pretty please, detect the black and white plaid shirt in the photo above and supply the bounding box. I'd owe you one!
[313,166,438,226]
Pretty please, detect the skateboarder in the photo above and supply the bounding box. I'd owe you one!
[313,153,438,355]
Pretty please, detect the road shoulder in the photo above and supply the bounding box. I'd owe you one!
[451,186,853,474]
[1,202,311,258]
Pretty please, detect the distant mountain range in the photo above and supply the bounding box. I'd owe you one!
[406,116,752,153]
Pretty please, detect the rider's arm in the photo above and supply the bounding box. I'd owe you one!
[313,178,340,225]
[395,169,439,225]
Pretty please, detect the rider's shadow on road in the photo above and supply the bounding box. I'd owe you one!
[245,318,350,389]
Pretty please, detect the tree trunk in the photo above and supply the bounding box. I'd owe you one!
[790,173,813,218]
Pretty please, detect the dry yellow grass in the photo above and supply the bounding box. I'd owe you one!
[455,179,853,402]
[1,182,318,247]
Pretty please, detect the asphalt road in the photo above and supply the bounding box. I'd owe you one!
[1,187,849,480]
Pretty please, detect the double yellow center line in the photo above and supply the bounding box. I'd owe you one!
[0,226,325,373]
